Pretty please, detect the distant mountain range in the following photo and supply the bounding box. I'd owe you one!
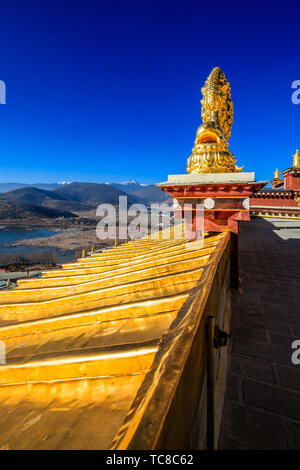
[0,199,75,220]
[0,181,170,202]
[0,181,171,221]
[0,182,70,193]
[108,181,171,204]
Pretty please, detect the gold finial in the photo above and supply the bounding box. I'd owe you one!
[91,244,94,252]
[274,168,280,179]
[6,279,10,287]
[293,149,300,168]
[81,248,86,258]
[186,67,243,174]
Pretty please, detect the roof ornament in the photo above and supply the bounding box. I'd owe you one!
[187,67,243,174]
[293,149,300,168]
[274,168,280,179]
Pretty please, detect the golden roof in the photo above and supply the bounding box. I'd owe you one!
[0,229,228,449]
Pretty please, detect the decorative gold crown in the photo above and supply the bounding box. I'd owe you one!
[187,67,243,174]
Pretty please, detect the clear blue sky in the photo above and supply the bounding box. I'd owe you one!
[0,0,299,184]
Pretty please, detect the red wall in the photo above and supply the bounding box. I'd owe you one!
[284,174,300,190]
[250,194,298,208]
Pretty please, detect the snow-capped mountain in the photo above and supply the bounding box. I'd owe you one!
[108,181,171,204]
[0,180,171,204]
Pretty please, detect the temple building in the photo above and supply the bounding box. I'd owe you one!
[250,149,300,219]
[0,67,295,450]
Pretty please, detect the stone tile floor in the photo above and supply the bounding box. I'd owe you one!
[219,218,300,449]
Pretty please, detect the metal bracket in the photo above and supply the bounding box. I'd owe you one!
[207,317,231,450]
[213,326,231,349]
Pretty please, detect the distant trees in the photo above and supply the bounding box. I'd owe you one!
[0,249,57,268]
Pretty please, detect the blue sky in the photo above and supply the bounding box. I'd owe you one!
[0,0,299,184]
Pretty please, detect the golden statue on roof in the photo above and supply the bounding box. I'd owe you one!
[293,149,300,168]
[187,67,243,174]
[274,168,280,179]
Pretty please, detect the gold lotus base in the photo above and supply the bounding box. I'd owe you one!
[186,144,243,174]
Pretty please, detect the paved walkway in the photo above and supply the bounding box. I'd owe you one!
[219,218,300,450]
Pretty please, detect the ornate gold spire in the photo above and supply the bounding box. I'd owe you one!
[187,67,243,174]
[293,149,300,168]
[274,168,280,179]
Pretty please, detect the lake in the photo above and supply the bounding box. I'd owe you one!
[0,225,75,264]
